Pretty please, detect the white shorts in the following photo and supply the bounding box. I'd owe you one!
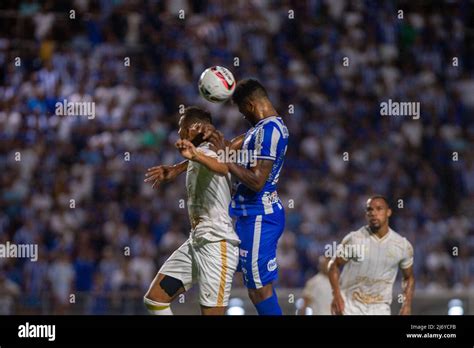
[341,293,391,315]
[159,238,239,307]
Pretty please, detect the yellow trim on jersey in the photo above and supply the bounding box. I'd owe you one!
[145,303,170,311]
[217,241,228,306]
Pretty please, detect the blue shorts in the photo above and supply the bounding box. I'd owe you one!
[235,207,285,289]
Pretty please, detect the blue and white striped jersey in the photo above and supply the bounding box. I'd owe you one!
[230,116,289,217]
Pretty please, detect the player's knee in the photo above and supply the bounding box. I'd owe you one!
[144,275,184,315]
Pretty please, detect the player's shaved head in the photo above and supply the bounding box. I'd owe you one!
[231,79,273,126]
[231,78,268,106]
[367,195,390,208]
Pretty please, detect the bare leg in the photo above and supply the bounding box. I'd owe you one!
[200,305,226,315]
[247,283,274,304]
[144,273,185,314]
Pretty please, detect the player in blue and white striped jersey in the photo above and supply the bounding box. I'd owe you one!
[208,79,289,315]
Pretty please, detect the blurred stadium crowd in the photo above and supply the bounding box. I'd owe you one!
[0,0,473,314]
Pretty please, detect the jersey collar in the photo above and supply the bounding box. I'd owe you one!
[366,225,392,243]
[255,115,279,127]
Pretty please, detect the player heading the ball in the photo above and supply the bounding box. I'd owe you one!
[144,107,240,315]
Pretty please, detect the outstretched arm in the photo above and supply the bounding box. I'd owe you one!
[144,160,188,188]
[204,130,273,192]
[227,159,273,192]
[145,125,244,187]
[229,133,245,150]
[176,139,228,176]
[190,123,244,150]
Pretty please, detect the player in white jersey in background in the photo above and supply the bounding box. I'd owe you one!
[144,107,240,315]
[328,195,415,315]
[298,256,332,315]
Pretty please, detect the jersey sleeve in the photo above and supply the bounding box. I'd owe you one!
[196,145,218,159]
[254,122,281,161]
[399,238,414,269]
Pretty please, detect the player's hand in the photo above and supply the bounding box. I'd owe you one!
[206,130,226,151]
[189,123,216,143]
[175,139,198,160]
[144,165,179,188]
[399,305,411,315]
[331,293,345,315]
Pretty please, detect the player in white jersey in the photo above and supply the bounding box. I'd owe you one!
[298,256,332,315]
[143,107,240,315]
[328,195,415,315]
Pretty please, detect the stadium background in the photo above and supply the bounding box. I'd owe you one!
[0,0,473,314]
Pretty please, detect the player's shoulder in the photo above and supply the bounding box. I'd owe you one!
[348,226,371,240]
[388,228,413,248]
[313,272,328,284]
[260,116,289,137]
[196,142,218,157]
[388,227,402,239]
[305,274,320,289]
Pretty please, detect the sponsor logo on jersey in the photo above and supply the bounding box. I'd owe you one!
[267,257,277,272]
[263,191,279,204]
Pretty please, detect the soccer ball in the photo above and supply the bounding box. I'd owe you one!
[198,66,236,103]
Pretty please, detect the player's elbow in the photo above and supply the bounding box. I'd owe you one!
[328,258,342,274]
[253,176,268,192]
[248,181,265,192]
[327,259,335,273]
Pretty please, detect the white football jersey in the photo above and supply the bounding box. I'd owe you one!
[302,273,332,315]
[338,226,413,306]
[186,142,240,245]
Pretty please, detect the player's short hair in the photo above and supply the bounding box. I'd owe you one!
[231,78,268,106]
[182,106,212,126]
[367,195,391,208]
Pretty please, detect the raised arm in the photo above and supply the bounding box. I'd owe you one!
[205,130,273,192]
[190,123,245,150]
[144,125,243,187]
[227,159,273,192]
[176,139,228,176]
[229,133,245,150]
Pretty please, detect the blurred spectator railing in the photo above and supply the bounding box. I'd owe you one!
[12,288,474,315]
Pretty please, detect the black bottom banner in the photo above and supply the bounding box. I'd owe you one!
[0,315,472,347]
